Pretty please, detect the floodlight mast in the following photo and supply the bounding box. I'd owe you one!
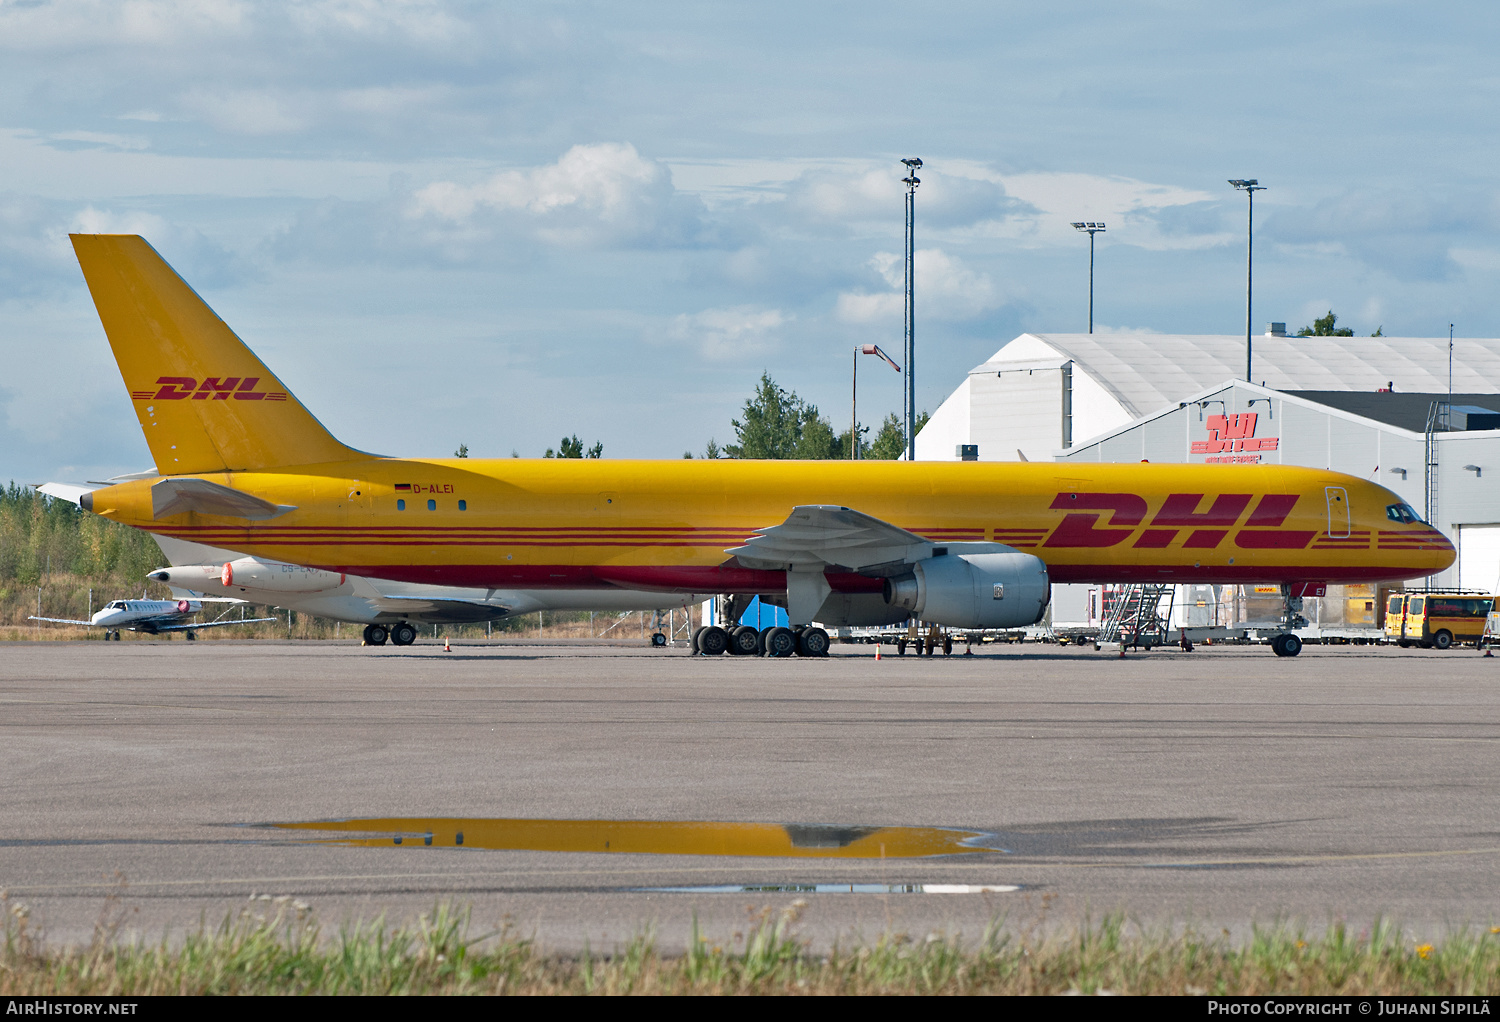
[1229,179,1265,382]
[1070,222,1106,333]
[851,343,902,459]
[901,158,922,460]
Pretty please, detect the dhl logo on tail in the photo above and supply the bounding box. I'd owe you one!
[130,377,288,402]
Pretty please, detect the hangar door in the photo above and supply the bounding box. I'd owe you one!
[1457,525,1500,593]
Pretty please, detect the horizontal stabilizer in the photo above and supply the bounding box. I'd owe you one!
[152,478,296,521]
[36,482,106,506]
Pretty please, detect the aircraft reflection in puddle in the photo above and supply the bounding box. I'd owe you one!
[640,883,1020,894]
[271,818,998,859]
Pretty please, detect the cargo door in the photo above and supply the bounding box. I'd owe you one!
[1458,525,1500,592]
[1325,486,1350,539]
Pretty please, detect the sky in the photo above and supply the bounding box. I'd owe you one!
[4,0,1500,483]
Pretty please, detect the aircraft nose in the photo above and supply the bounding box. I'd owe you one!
[1428,528,1458,573]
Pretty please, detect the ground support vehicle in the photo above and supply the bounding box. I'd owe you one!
[1384,590,1495,649]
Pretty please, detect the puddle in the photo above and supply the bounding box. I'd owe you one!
[637,883,1021,894]
[269,817,998,859]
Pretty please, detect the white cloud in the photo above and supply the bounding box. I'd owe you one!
[408,142,711,248]
[837,248,999,324]
[180,89,309,135]
[47,130,150,151]
[782,162,1025,233]
[664,306,787,361]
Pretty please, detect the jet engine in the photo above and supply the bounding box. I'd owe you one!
[883,552,1050,629]
[219,558,346,593]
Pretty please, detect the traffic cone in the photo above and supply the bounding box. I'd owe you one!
[443,635,451,652]
[874,644,881,661]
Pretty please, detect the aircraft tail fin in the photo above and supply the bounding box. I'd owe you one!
[71,234,365,474]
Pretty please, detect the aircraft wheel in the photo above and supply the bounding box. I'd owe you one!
[896,639,907,656]
[365,624,389,646]
[757,626,776,655]
[764,626,796,658]
[650,631,668,647]
[729,625,760,656]
[184,631,196,642]
[690,625,707,653]
[698,625,729,656]
[796,626,830,657]
[390,622,417,646]
[943,635,953,656]
[1281,634,1303,657]
[1433,630,1453,651]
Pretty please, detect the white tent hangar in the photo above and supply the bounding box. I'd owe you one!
[917,330,1500,630]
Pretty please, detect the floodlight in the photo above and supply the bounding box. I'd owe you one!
[1230,178,1266,381]
[1071,222,1107,332]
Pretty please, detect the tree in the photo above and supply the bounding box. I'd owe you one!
[724,373,842,459]
[544,435,603,458]
[453,443,469,458]
[1298,310,1355,337]
[864,411,930,460]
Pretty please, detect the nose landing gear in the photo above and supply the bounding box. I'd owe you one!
[1270,632,1303,657]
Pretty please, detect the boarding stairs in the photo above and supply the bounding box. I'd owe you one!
[1098,584,1176,650]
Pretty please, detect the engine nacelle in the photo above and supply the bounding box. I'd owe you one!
[220,558,346,593]
[883,552,1050,629]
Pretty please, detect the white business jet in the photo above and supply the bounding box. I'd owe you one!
[30,597,276,640]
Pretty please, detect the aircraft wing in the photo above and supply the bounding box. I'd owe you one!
[152,617,278,632]
[369,595,508,623]
[726,504,1021,575]
[151,478,297,521]
[28,616,97,626]
[726,505,932,572]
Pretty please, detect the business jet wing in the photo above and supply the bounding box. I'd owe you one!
[28,616,97,626]
[153,616,278,632]
[726,505,1016,575]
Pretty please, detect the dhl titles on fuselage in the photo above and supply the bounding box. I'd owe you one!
[82,460,1453,593]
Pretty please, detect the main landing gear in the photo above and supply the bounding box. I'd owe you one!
[690,623,830,658]
[362,622,418,647]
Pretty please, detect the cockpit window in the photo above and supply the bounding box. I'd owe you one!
[1386,503,1423,524]
[108,601,126,610]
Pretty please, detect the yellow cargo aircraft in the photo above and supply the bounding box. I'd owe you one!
[67,235,1453,658]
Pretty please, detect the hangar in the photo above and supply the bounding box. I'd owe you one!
[917,330,1500,631]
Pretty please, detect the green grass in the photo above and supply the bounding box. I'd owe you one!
[3,895,1498,995]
